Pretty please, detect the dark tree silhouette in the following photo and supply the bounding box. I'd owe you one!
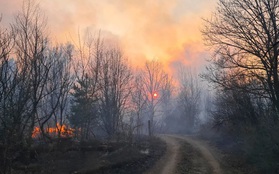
[99,47,132,138]
[70,33,102,140]
[203,0,279,119]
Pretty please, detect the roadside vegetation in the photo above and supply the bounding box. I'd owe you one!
[10,136,166,174]
[201,0,279,173]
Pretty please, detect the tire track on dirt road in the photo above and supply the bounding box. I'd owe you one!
[145,135,180,174]
[146,134,222,174]
[174,135,222,174]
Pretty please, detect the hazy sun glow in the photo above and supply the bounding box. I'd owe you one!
[0,0,217,73]
[153,92,158,98]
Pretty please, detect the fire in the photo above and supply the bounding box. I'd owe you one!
[32,123,75,138]
[32,127,40,138]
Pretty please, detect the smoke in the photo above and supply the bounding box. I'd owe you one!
[0,0,217,72]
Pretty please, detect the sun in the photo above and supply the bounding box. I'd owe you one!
[153,92,158,98]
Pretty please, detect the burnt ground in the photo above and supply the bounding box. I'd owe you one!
[10,136,166,174]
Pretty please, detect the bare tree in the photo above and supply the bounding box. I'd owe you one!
[131,73,147,136]
[0,0,51,168]
[52,44,74,138]
[203,0,279,119]
[160,74,173,131]
[99,47,132,138]
[0,17,14,110]
[38,44,74,139]
[0,21,19,173]
[177,68,201,133]
[202,2,279,171]
[12,0,50,143]
[141,60,170,135]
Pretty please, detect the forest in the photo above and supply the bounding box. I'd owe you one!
[0,1,202,173]
[1,0,279,174]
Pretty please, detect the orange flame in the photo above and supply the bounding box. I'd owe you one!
[32,124,75,138]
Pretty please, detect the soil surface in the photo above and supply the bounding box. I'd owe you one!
[147,134,223,174]
[145,135,180,174]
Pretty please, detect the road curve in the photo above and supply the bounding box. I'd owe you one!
[173,135,222,174]
[146,134,222,174]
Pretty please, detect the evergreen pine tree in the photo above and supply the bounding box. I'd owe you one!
[70,74,96,140]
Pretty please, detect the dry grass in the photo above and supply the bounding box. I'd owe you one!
[10,136,166,174]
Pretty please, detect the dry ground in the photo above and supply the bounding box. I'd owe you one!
[146,134,223,174]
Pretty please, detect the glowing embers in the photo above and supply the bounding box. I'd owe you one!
[32,124,74,138]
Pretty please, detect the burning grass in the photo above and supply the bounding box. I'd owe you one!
[32,124,75,139]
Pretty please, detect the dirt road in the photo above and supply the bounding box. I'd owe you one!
[146,135,222,174]
[145,135,180,174]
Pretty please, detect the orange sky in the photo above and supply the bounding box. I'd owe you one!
[0,0,217,73]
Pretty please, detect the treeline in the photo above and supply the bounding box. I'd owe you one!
[0,1,204,173]
[202,0,279,173]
